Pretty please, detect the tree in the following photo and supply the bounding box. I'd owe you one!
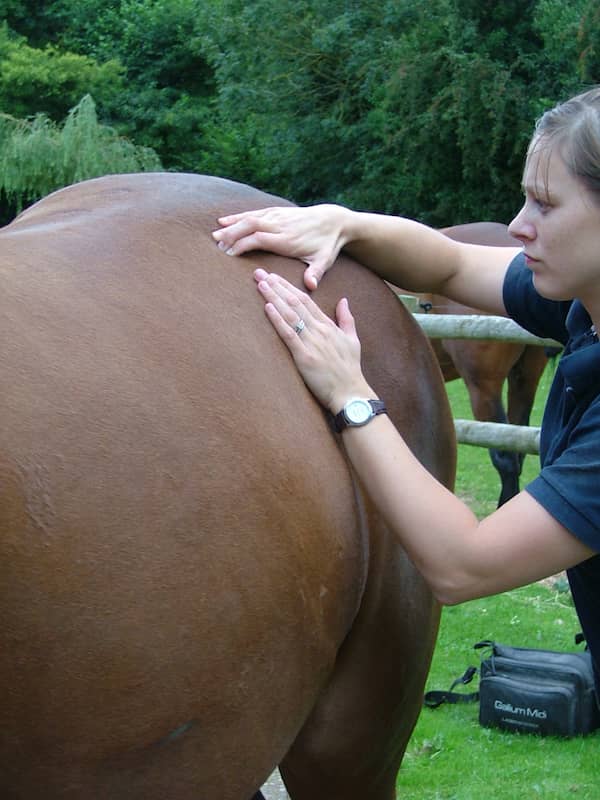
[0,94,161,221]
[574,0,600,85]
[0,23,124,121]
[203,0,596,224]
[205,0,411,202]
[2,0,597,223]
[348,1,541,223]
[13,0,220,172]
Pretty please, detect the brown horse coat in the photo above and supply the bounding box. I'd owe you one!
[0,173,455,800]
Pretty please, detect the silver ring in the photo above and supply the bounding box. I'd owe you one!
[293,319,306,335]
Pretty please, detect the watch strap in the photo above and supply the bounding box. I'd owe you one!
[333,399,387,433]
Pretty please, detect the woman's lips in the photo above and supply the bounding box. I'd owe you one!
[524,253,540,267]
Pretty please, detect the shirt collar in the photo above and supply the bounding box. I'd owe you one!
[560,300,600,394]
[565,299,594,339]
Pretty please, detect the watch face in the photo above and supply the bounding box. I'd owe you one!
[345,398,372,425]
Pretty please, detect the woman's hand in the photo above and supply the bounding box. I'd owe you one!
[254,268,374,412]
[213,205,351,291]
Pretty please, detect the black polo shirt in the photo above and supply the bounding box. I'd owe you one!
[503,253,600,682]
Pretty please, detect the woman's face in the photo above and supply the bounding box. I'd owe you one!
[508,137,600,304]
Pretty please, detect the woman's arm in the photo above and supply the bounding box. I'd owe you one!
[254,269,595,604]
[337,415,593,604]
[214,205,519,314]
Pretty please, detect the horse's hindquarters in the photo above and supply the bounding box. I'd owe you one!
[0,173,455,799]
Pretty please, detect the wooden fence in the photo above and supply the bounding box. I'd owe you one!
[401,299,562,456]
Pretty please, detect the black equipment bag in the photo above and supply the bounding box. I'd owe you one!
[424,640,600,737]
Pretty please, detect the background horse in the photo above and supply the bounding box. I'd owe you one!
[0,173,455,800]
[424,223,552,507]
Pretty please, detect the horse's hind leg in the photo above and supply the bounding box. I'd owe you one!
[464,378,520,506]
[499,346,550,503]
[278,533,439,800]
[488,341,548,505]
[490,447,521,506]
[507,346,548,432]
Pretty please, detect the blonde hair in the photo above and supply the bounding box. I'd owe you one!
[530,86,600,199]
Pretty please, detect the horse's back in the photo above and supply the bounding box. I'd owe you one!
[0,174,454,798]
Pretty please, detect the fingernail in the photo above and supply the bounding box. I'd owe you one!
[217,241,227,251]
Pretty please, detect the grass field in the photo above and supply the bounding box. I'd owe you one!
[395,361,599,800]
[451,358,553,520]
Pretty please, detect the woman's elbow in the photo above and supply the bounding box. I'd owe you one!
[428,573,479,607]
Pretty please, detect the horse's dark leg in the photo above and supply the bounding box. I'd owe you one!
[507,347,549,431]
[484,346,550,507]
[482,396,520,506]
[503,346,550,496]
[489,447,521,506]
[463,379,521,507]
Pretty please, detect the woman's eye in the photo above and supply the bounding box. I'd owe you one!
[533,196,551,213]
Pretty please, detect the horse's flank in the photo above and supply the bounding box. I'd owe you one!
[0,173,455,799]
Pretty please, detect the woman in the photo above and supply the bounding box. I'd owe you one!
[212,87,600,685]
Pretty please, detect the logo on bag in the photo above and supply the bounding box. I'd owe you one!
[494,699,547,720]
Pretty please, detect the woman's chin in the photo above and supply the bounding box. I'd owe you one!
[531,274,571,302]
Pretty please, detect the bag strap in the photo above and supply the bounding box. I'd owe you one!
[423,665,479,709]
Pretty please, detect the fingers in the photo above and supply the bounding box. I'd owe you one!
[255,262,323,293]
[213,205,340,292]
[253,270,368,410]
[254,271,357,353]
[257,278,311,334]
[254,271,329,330]
[255,274,315,372]
[216,208,273,227]
[304,262,327,291]
[335,297,357,338]
[212,214,279,257]
[263,301,306,356]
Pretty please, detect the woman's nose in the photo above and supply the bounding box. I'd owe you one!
[508,206,535,243]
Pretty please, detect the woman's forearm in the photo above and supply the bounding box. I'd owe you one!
[338,412,592,604]
[215,203,465,296]
[340,210,461,293]
[339,209,515,314]
[338,413,483,605]
[215,202,515,310]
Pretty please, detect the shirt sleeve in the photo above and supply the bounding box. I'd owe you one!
[502,253,572,345]
[525,398,600,551]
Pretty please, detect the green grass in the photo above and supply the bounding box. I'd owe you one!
[395,361,599,799]
[451,360,553,520]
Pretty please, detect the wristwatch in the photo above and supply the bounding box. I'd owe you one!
[333,398,387,433]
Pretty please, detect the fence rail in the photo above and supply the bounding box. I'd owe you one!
[401,299,557,456]
[453,419,541,455]
[413,313,561,349]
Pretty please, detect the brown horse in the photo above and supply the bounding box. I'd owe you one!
[0,173,455,800]
[423,223,551,507]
